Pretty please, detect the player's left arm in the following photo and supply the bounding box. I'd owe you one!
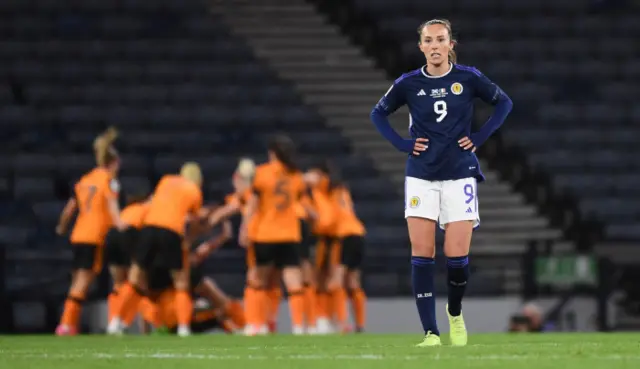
[461,69,513,150]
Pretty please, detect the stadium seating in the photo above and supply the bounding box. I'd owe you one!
[322,0,640,244]
[0,0,399,296]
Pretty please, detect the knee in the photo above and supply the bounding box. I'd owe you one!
[407,217,437,257]
[411,240,435,258]
[247,272,265,289]
[71,271,94,292]
[282,267,303,289]
[128,264,144,285]
[443,239,471,258]
[443,221,473,257]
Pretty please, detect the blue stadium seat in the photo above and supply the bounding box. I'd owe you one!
[32,200,65,225]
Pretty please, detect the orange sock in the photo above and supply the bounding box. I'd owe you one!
[253,288,269,328]
[303,285,317,327]
[350,288,367,330]
[140,298,161,327]
[224,300,246,328]
[287,289,305,327]
[331,287,348,327]
[316,292,329,320]
[243,286,256,326]
[60,293,85,329]
[123,296,142,326]
[267,287,282,323]
[107,285,121,323]
[175,290,193,326]
[115,283,143,323]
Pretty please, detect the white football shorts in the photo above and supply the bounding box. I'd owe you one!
[404,176,480,230]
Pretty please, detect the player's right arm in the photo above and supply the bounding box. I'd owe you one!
[191,220,233,265]
[55,197,77,235]
[370,77,426,154]
[207,196,242,227]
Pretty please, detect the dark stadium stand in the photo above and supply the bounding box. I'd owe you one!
[0,0,400,299]
[312,0,640,248]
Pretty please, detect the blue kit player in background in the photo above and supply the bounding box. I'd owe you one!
[370,19,513,347]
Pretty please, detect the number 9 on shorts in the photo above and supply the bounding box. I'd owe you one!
[404,176,480,230]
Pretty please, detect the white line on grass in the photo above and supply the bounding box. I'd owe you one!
[3,352,640,361]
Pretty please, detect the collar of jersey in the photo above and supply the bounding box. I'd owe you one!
[421,63,453,79]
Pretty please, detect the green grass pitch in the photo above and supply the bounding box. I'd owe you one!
[1,333,639,369]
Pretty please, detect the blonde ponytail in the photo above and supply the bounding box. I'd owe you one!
[93,126,119,166]
[449,49,457,64]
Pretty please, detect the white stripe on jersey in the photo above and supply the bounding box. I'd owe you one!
[384,84,394,97]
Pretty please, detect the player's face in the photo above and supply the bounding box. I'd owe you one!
[418,24,453,66]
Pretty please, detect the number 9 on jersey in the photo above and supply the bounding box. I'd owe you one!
[434,100,447,123]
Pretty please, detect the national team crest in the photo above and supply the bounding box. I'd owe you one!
[451,82,463,95]
[409,196,421,208]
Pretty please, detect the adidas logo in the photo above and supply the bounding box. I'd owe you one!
[465,207,473,213]
[417,89,426,96]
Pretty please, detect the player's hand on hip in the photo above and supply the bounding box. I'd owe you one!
[458,137,476,153]
[412,138,429,156]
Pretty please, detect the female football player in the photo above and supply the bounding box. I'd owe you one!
[370,19,513,347]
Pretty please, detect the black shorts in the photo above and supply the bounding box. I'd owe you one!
[254,242,300,268]
[72,243,102,273]
[299,220,314,261]
[134,226,183,270]
[147,264,205,292]
[315,236,333,272]
[341,235,364,269]
[147,267,173,291]
[105,227,139,267]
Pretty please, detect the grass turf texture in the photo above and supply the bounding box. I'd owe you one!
[1,333,639,369]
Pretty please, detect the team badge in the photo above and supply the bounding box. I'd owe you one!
[409,196,421,208]
[451,82,463,95]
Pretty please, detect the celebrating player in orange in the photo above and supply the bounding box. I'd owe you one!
[55,127,125,336]
[107,162,203,336]
[239,135,314,335]
[104,193,150,324]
